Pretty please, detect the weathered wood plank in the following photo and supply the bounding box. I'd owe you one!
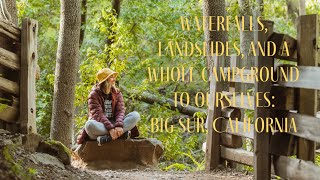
[0,77,19,95]
[221,107,241,119]
[223,68,254,84]
[205,56,224,171]
[220,146,254,166]
[253,20,274,180]
[222,88,294,111]
[275,111,320,143]
[0,103,18,123]
[221,118,254,139]
[0,47,20,70]
[20,18,38,134]
[296,14,318,162]
[0,28,19,42]
[0,19,21,37]
[277,65,320,90]
[0,19,20,42]
[273,155,320,180]
[0,35,21,55]
[220,133,242,148]
[222,93,254,110]
[268,32,297,61]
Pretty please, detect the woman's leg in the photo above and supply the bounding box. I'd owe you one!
[85,119,108,139]
[123,111,140,132]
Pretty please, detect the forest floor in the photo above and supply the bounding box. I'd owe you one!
[82,168,253,180]
[83,168,253,180]
[1,143,254,180]
[71,155,254,180]
[0,130,255,180]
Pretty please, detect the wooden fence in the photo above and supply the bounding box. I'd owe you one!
[205,14,320,179]
[0,18,38,134]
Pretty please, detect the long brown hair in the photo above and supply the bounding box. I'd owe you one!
[99,80,119,94]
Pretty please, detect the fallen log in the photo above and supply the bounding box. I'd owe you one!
[120,85,206,116]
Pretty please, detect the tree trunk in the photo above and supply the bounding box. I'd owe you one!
[203,0,227,70]
[79,0,87,48]
[299,0,306,15]
[238,0,254,90]
[4,0,17,25]
[238,0,253,61]
[120,86,206,116]
[50,0,81,148]
[256,0,264,14]
[286,0,299,24]
[203,0,228,171]
[112,0,121,18]
[238,0,254,158]
[0,0,11,22]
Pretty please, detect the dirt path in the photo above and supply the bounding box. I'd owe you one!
[83,168,253,180]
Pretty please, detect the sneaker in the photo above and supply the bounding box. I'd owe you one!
[119,130,131,140]
[97,135,112,146]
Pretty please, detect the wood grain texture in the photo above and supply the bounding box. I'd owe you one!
[0,47,19,70]
[253,19,274,180]
[221,146,254,166]
[20,18,38,134]
[274,111,320,143]
[0,76,18,95]
[0,103,18,123]
[205,56,224,171]
[273,155,320,180]
[296,14,318,162]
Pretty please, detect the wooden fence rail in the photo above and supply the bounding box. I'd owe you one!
[0,18,37,134]
[205,14,320,180]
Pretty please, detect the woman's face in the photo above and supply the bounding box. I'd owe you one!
[107,75,116,85]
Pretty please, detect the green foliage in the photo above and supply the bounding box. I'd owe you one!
[163,163,191,171]
[2,145,37,180]
[316,154,320,166]
[17,0,320,172]
[182,151,205,171]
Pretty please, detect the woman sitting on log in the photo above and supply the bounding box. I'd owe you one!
[77,68,140,146]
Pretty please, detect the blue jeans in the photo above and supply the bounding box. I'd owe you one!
[85,111,140,139]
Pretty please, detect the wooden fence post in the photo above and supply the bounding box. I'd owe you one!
[20,18,38,134]
[205,55,224,171]
[296,14,319,162]
[253,20,274,180]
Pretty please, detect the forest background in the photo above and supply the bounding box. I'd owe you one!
[15,0,320,171]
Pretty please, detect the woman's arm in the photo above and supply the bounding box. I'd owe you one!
[114,92,125,127]
[88,90,115,130]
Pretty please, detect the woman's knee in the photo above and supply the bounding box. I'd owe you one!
[85,120,96,132]
[125,111,140,124]
[131,111,140,122]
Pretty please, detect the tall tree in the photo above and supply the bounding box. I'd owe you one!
[299,0,306,15]
[79,0,87,48]
[238,0,254,78]
[0,0,9,21]
[203,0,227,171]
[238,0,254,157]
[50,0,81,147]
[286,0,299,24]
[256,0,263,14]
[4,0,17,25]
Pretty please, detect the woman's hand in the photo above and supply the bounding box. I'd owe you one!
[115,127,124,137]
[109,129,118,140]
